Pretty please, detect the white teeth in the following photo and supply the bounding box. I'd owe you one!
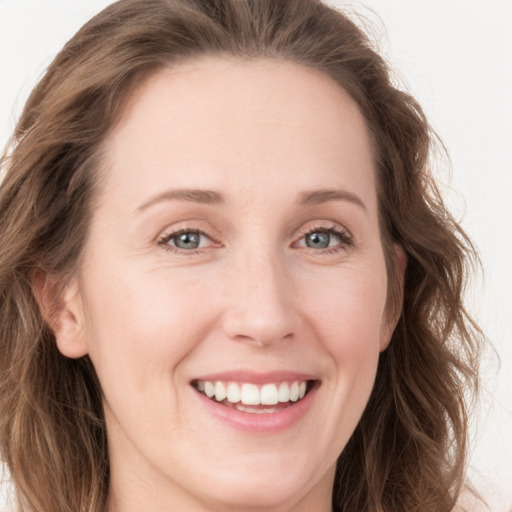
[195,379,311,406]
[260,383,279,405]
[226,382,241,403]
[278,382,290,403]
[204,381,215,398]
[299,381,307,399]
[214,381,227,401]
[289,381,300,402]
[240,383,260,405]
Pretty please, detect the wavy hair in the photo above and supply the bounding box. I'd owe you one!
[0,1,482,511]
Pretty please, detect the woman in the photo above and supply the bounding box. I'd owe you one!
[0,1,483,511]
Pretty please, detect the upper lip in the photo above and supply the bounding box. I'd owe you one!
[190,370,318,385]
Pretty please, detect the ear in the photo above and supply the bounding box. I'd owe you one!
[379,244,407,352]
[32,272,89,358]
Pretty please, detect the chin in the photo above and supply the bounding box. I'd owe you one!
[188,454,329,511]
[197,477,304,511]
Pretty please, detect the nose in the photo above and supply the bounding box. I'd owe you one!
[221,251,299,347]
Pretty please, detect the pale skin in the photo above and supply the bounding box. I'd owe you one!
[46,57,404,512]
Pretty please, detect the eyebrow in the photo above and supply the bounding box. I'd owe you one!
[136,187,366,212]
[298,189,367,211]
[137,188,225,212]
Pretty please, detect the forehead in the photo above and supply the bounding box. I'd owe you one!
[101,57,377,212]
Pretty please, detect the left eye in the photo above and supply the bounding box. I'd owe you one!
[296,228,350,250]
[304,231,334,249]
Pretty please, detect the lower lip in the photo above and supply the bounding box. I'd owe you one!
[192,384,318,433]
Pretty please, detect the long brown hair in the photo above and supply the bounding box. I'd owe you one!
[0,1,482,511]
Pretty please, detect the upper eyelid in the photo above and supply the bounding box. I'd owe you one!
[295,222,353,239]
[158,229,218,247]
[157,223,220,242]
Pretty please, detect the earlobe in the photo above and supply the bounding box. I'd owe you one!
[32,272,89,359]
[379,244,407,352]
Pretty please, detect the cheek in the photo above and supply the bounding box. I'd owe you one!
[291,264,387,455]
[299,261,387,398]
[80,263,212,392]
[302,265,388,349]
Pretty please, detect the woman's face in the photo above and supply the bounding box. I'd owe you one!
[58,58,397,511]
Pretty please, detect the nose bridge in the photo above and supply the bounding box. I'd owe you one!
[222,244,297,346]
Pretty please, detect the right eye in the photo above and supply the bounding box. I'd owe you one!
[158,229,217,253]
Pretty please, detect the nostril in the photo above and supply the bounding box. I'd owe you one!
[230,330,294,348]
[223,308,298,347]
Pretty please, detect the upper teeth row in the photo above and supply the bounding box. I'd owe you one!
[196,380,307,405]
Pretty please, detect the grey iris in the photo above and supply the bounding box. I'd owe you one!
[306,232,330,249]
[174,232,200,249]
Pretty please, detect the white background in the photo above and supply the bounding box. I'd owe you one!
[1,1,511,510]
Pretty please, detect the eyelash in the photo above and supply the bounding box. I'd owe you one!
[295,224,354,254]
[157,223,354,255]
[157,227,219,255]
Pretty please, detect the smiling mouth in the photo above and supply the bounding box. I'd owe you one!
[191,379,317,414]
